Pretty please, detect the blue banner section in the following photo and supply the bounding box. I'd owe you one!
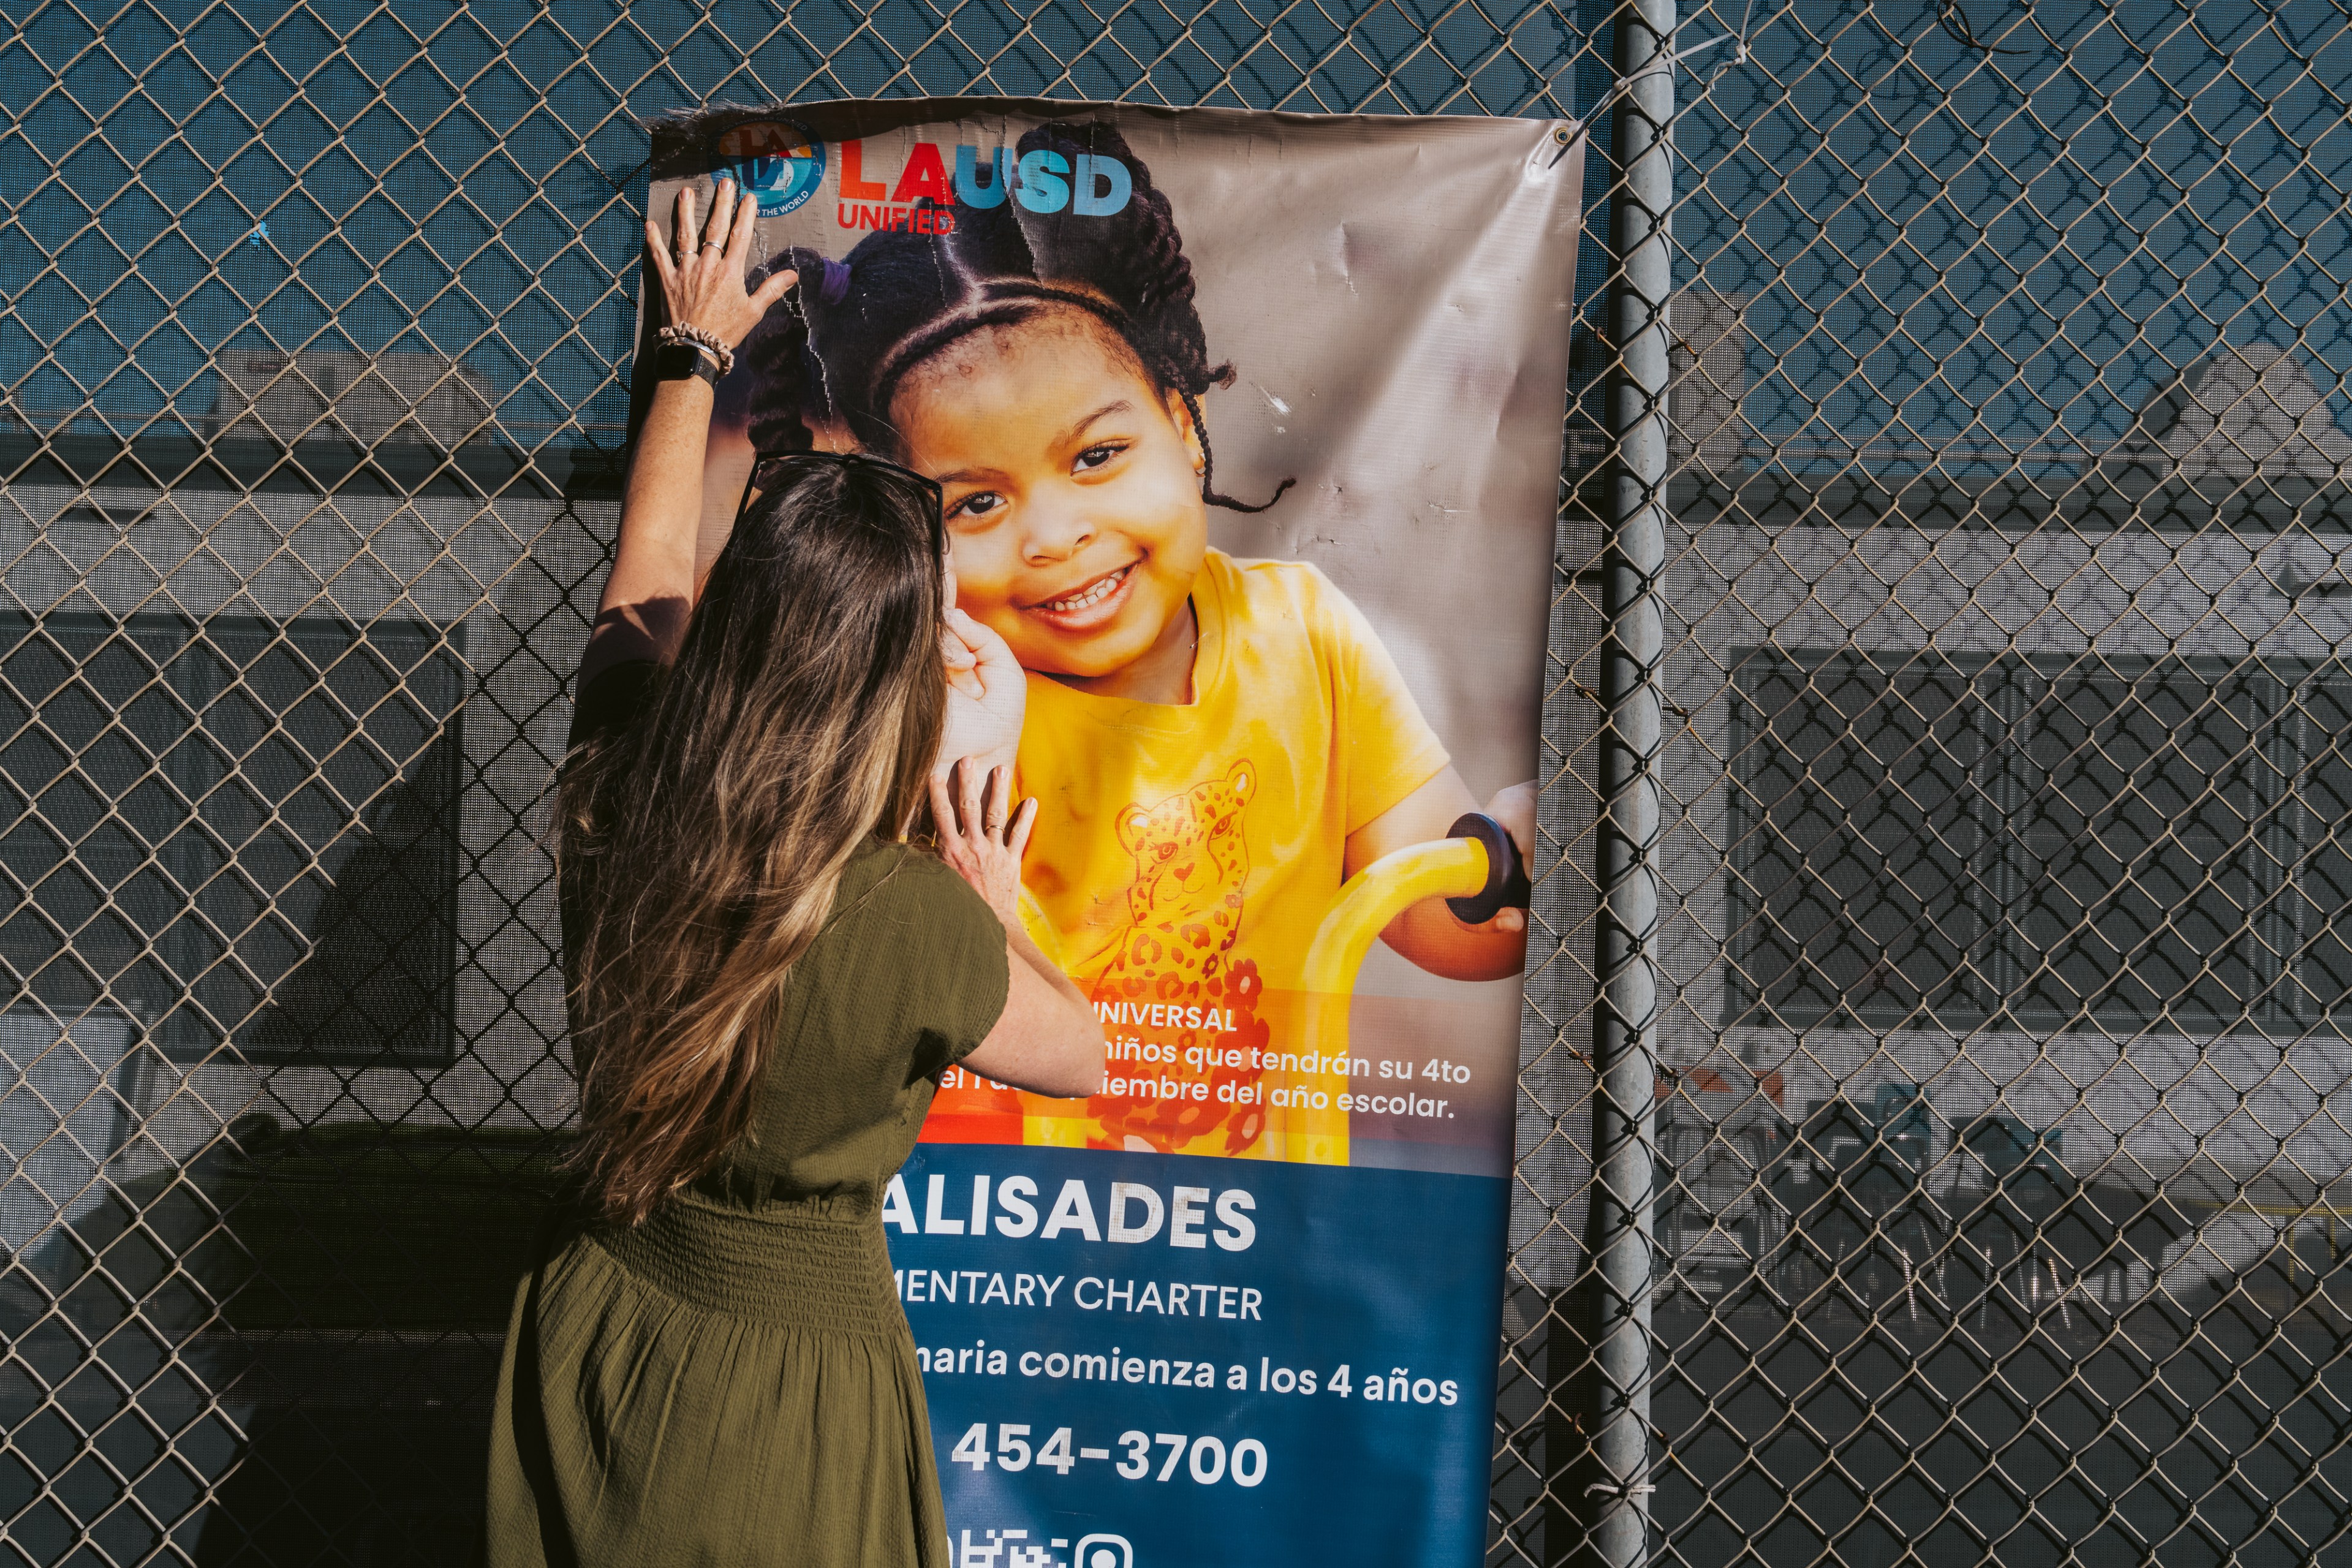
[887,1145,1507,1568]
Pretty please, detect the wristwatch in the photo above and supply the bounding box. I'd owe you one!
[654,341,720,386]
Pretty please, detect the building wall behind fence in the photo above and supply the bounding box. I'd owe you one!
[6,1,2352,1565]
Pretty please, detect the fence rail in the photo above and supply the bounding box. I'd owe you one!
[8,0,2352,1564]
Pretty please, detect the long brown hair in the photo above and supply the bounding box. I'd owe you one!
[558,460,947,1224]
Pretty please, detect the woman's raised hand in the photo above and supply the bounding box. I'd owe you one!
[644,175,795,349]
[930,758,1038,926]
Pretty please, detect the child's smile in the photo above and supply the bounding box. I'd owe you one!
[1026,560,1139,628]
[890,307,1209,704]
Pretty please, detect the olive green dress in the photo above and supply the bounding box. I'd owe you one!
[485,661,1010,1568]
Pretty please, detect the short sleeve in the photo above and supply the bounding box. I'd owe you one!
[855,850,1013,1084]
[1301,569,1453,834]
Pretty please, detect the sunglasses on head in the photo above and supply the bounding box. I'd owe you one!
[734,449,946,556]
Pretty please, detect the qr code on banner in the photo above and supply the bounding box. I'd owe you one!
[958,1529,1133,1568]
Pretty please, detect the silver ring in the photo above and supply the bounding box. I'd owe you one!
[701,239,722,251]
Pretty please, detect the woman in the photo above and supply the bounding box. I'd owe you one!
[483,176,1104,1567]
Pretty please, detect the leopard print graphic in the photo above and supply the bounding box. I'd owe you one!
[1084,760,1270,1155]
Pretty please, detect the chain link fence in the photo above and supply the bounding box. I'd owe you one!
[4,0,2351,1563]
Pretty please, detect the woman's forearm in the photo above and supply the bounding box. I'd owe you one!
[1006,918,1088,1008]
[580,176,796,682]
[618,377,716,589]
[584,378,716,674]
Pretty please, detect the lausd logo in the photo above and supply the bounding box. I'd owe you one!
[834,139,1134,234]
[709,119,825,216]
[956,1528,1133,1568]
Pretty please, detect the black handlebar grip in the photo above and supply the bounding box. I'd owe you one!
[1445,812,1533,925]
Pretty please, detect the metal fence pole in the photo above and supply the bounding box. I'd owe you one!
[1589,0,1673,1562]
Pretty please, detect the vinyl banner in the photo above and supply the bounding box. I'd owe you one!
[642,100,1581,1568]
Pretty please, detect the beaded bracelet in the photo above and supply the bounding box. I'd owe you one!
[657,323,733,379]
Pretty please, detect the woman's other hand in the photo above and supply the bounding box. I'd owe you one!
[934,757,1105,1099]
[644,176,795,348]
[937,609,1026,779]
[929,759,1037,924]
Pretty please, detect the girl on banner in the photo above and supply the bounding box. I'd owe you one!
[734,123,1534,1159]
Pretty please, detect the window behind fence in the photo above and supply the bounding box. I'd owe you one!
[0,614,464,1063]
[1728,650,2352,1033]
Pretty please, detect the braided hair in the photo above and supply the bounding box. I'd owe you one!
[739,121,1292,514]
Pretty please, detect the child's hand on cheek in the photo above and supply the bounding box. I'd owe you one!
[942,620,983,703]
[934,608,1027,780]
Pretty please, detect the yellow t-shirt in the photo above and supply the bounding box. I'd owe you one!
[995,549,1450,1159]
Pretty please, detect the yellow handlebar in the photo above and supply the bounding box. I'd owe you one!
[1300,837,1492,1063]
[1015,836,1496,1161]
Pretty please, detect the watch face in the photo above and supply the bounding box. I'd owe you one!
[656,343,709,380]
